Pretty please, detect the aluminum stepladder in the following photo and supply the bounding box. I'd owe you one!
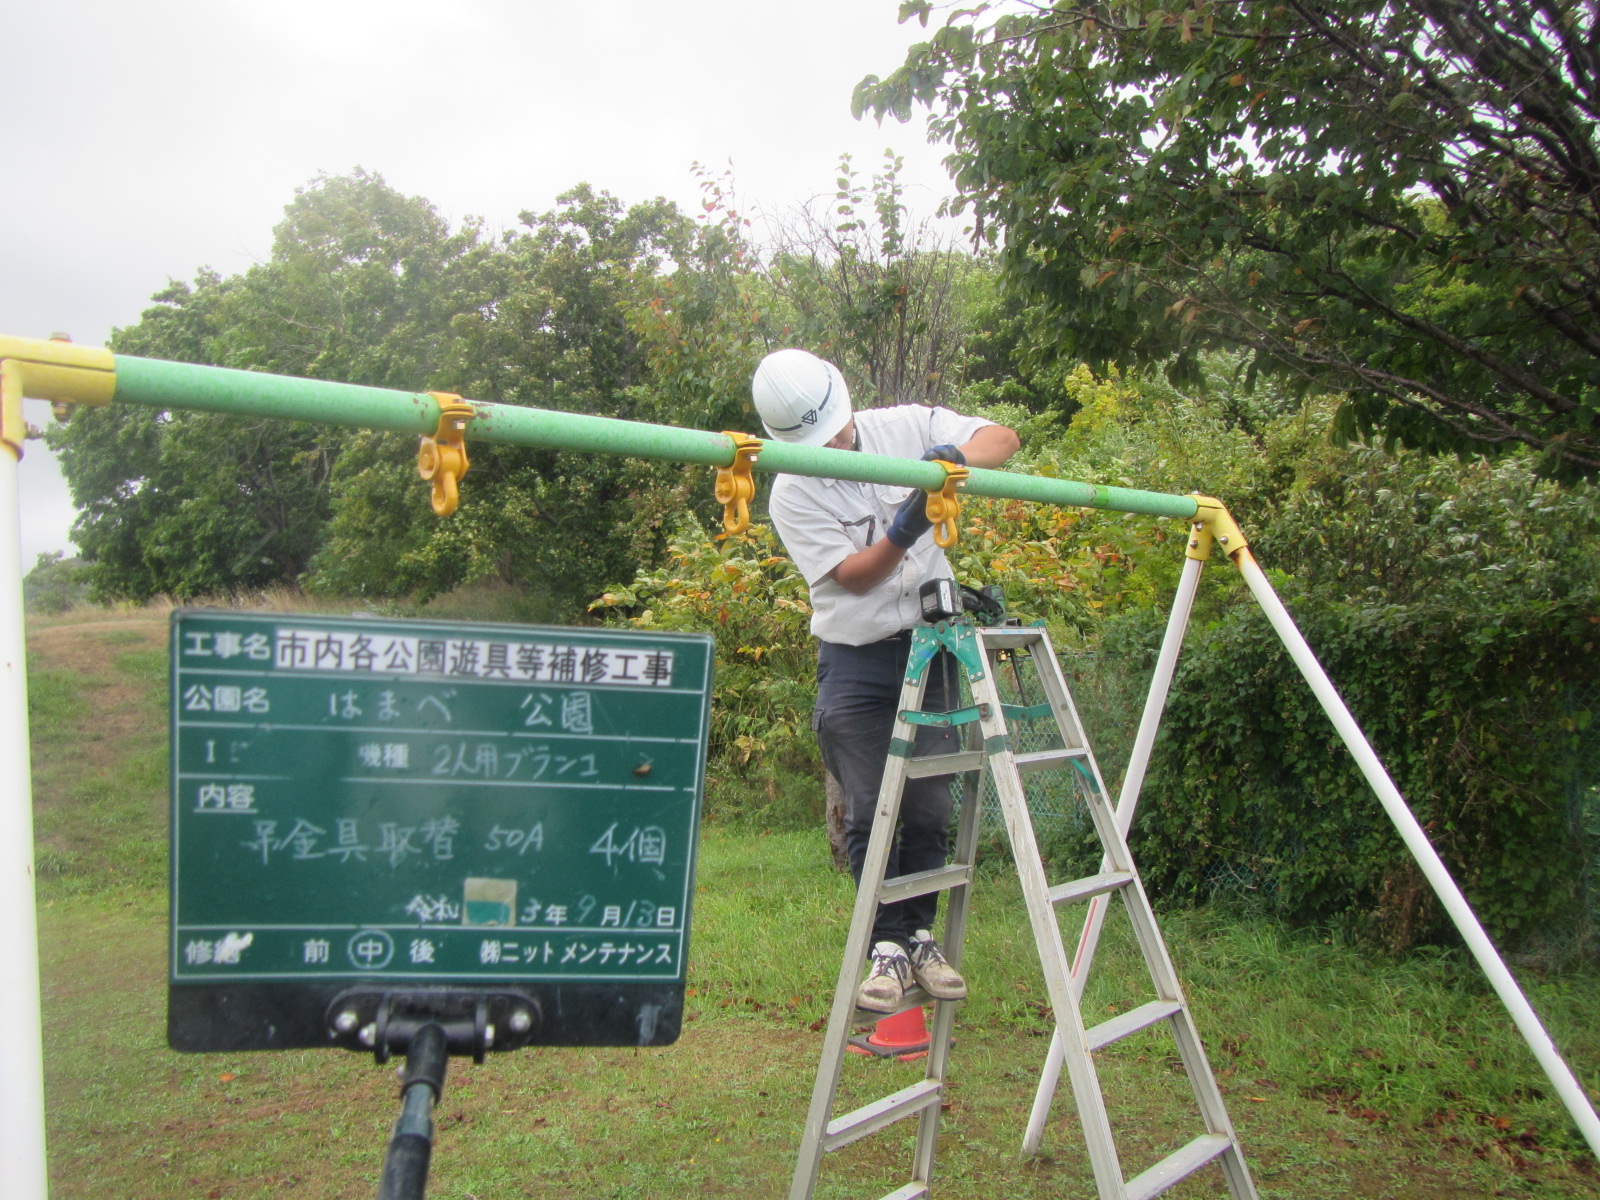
[789,617,1258,1200]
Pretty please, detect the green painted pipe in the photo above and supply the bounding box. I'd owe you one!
[111,355,1200,520]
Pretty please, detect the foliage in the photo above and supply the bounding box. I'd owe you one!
[55,164,1032,611]
[56,171,487,601]
[954,357,1306,638]
[1256,431,1600,608]
[1114,437,1600,949]
[629,165,772,433]
[765,151,983,408]
[310,184,700,609]
[57,173,721,610]
[589,520,824,824]
[22,552,90,613]
[860,0,1600,479]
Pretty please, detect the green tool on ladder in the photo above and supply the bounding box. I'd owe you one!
[790,617,1259,1200]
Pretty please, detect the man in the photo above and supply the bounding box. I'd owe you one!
[751,348,1020,1012]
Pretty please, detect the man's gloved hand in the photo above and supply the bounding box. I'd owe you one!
[885,488,933,548]
[886,444,965,548]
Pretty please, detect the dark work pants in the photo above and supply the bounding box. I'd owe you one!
[814,635,960,950]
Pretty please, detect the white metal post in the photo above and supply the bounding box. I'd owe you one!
[0,442,49,1199]
[1236,547,1600,1157]
[1023,553,1207,1154]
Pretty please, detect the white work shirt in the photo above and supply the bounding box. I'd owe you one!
[769,404,994,646]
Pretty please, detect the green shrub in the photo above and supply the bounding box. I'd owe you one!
[590,519,823,825]
[1109,430,1600,951]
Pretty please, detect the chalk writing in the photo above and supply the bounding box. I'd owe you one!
[514,898,678,929]
[422,741,599,782]
[404,894,462,923]
[588,823,668,867]
[172,612,709,990]
[484,823,544,855]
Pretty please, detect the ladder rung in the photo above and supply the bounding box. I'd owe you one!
[876,1185,930,1200]
[977,627,1043,648]
[1014,747,1087,773]
[822,1079,944,1151]
[1048,870,1133,906]
[879,862,972,905]
[904,750,986,778]
[1123,1133,1233,1200]
[852,983,933,1025]
[1002,701,1054,722]
[1084,999,1182,1051]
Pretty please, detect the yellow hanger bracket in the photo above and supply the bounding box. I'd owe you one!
[925,459,969,549]
[417,393,475,516]
[714,431,764,537]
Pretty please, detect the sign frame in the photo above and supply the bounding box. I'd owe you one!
[166,609,713,1052]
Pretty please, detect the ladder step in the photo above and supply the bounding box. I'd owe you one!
[977,627,1043,648]
[879,862,972,905]
[851,983,933,1026]
[1014,747,1087,773]
[1084,999,1182,1052]
[876,1185,930,1200]
[1123,1133,1233,1200]
[904,750,986,778]
[822,1079,944,1151]
[1048,870,1133,907]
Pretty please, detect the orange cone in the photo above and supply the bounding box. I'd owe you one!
[847,1006,931,1061]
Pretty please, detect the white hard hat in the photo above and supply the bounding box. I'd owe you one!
[751,349,852,445]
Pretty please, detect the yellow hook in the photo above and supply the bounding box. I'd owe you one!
[714,431,764,536]
[925,460,969,549]
[417,393,475,516]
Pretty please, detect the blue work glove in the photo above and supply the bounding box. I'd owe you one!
[886,445,966,548]
[885,488,933,548]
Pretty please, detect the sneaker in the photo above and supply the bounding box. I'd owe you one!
[857,942,912,1013]
[909,929,967,1001]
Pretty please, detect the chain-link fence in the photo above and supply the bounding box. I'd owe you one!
[957,641,1119,872]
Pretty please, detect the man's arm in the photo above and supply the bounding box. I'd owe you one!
[958,423,1021,468]
[828,537,909,595]
[827,420,1021,596]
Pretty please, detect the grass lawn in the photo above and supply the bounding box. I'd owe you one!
[27,608,1600,1198]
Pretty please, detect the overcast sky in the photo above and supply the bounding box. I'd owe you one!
[3,0,960,569]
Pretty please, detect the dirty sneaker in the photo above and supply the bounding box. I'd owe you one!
[909,929,967,1000]
[857,941,913,1013]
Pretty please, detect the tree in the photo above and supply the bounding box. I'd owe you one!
[858,0,1600,479]
[57,171,487,599]
[765,152,980,408]
[310,184,701,609]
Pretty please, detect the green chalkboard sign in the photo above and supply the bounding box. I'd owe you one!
[167,610,713,1053]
